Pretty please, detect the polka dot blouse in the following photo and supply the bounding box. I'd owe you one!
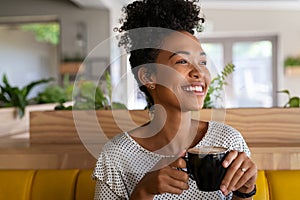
[93,121,251,200]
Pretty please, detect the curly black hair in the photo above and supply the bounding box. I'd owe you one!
[116,0,205,109]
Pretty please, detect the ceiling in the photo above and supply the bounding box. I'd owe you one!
[70,0,300,10]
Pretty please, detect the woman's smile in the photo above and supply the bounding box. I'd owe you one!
[181,82,206,96]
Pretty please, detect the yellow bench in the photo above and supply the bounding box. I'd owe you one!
[0,169,299,200]
[0,169,95,200]
[255,170,300,200]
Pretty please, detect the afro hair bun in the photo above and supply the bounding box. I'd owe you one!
[117,0,205,52]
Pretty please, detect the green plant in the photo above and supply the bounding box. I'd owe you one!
[284,56,300,67]
[21,23,60,45]
[203,63,235,108]
[35,75,73,105]
[277,90,300,108]
[56,72,126,110]
[0,74,53,118]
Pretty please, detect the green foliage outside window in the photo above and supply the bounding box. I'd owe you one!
[21,23,60,45]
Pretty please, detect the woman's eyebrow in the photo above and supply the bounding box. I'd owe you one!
[168,51,190,59]
[169,51,206,60]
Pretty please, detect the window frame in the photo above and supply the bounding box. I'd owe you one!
[199,33,278,107]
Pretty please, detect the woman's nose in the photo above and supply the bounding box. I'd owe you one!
[189,66,203,79]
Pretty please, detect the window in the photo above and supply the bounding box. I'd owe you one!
[201,34,278,108]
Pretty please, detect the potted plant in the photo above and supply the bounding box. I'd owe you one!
[277,89,300,108]
[30,72,127,144]
[0,74,54,118]
[0,74,56,138]
[203,63,235,108]
[284,56,300,76]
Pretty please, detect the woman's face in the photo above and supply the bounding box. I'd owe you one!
[152,31,211,111]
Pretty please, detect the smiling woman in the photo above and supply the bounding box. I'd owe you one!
[93,0,257,200]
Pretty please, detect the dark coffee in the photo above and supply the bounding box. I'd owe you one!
[186,146,229,191]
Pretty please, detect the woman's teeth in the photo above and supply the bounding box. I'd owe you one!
[182,85,203,92]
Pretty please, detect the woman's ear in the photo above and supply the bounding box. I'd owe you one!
[138,67,156,89]
[138,67,154,84]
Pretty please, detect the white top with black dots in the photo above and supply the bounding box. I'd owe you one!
[93,121,251,200]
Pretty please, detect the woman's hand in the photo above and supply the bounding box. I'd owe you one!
[220,150,257,197]
[130,154,189,200]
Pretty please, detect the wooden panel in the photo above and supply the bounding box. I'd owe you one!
[0,104,56,138]
[30,110,150,144]
[30,108,300,146]
[0,144,96,170]
[221,108,300,146]
[27,108,300,170]
[250,147,300,170]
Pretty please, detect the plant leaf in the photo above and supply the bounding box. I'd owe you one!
[22,77,54,98]
[289,97,300,107]
[277,89,290,96]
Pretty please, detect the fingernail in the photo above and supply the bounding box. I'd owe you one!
[220,184,226,192]
[223,160,229,168]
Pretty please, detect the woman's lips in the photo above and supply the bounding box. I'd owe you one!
[181,83,206,96]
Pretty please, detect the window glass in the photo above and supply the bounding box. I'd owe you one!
[201,37,276,108]
[201,43,224,76]
[232,41,273,107]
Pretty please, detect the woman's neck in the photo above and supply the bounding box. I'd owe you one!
[137,105,198,155]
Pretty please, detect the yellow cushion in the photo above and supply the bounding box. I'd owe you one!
[75,169,96,200]
[254,170,269,200]
[31,169,79,200]
[266,170,300,200]
[0,170,35,200]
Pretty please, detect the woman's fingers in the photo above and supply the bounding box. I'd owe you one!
[169,157,187,169]
[232,162,257,191]
[220,151,257,195]
[155,167,189,194]
[227,159,252,191]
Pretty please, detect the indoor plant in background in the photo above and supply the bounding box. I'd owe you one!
[277,89,300,108]
[54,72,126,110]
[34,74,73,108]
[29,72,128,144]
[284,55,300,76]
[0,74,55,138]
[0,74,53,118]
[203,63,235,109]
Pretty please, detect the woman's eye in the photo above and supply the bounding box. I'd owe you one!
[176,59,188,64]
[199,61,207,66]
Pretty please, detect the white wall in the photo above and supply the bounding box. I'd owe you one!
[0,0,110,97]
[0,28,57,98]
[0,0,110,57]
[203,8,300,105]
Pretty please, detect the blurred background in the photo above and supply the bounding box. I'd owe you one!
[0,0,300,109]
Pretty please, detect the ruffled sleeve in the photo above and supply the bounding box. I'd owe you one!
[93,143,129,199]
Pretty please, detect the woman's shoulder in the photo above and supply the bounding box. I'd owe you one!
[208,121,242,136]
[203,121,250,155]
[101,132,131,153]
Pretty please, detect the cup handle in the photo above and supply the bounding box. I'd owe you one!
[179,154,195,180]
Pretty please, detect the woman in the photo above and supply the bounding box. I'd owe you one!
[93,0,257,199]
